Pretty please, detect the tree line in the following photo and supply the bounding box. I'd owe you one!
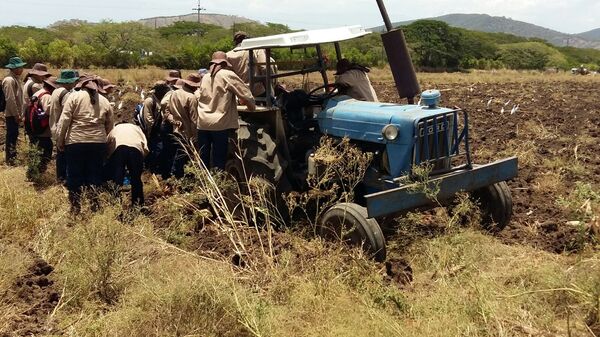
[1,19,599,71]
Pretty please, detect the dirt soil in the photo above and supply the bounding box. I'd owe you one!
[2,257,60,336]
[373,78,600,254]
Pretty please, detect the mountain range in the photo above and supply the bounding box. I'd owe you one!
[374,14,600,49]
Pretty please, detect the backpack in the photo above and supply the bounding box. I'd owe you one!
[25,92,50,135]
[134,96,162,137]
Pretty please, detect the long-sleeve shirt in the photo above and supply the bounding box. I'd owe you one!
[49,87,71,141]
[107,123,149,157]
[32,88,53,138]
[56,90,114,149]
[335,69,379,102]
[142,95,159,136]
[1,73,23,118]
[226,48,267,97]
[168,88,198,140]
[197,69,255,131]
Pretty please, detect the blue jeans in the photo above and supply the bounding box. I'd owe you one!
[159,123,189,179]
[65,143,107,212]
[197,129,233,170]
[56,150,67,182]
[5,116,19,166]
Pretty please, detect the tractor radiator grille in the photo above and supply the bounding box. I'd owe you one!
[412,109,471,175]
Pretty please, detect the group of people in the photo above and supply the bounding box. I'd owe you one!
[1,31,378,214]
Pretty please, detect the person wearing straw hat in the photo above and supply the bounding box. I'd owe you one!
[27,76,59,175]
[56,75,114,213]
[2,56,26,165]
[23,63,51,119]
[226,31,269,97]
[161,74,200,178]
[197,51,255,170]
[49,69,80,182]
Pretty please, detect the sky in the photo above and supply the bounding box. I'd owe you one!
[1,0,599,34]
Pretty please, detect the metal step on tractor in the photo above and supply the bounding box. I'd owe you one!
[226,0,518,261]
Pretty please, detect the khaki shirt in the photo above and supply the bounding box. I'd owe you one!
[160,90,173,124]
[107,123,149,157]
[32,88,53,138]
[335,69,379,102]
[226,48,267,96]
[142,95,159,135]
[1,73,23,118]
[56,90,114,149]
[197,69,255,131]
[168,88,198,140]
[23,79,43,117]
[49,87,71,141]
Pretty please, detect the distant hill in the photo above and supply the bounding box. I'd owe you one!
[577,28,600,42]
[139,13,255,29]
[374,13,600,49]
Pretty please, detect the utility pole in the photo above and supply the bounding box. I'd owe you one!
[192,0,205,24]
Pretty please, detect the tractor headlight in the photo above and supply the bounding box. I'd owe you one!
[382,125,399,141]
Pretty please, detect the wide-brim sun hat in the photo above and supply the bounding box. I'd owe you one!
[182,73,202,88]
[166,69,182,82]
[209,51,232,68]
[43,76,59,89]
[5,56,27,69]
[27,63,51,77]
[56,69,80,84]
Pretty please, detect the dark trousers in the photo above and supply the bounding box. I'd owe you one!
[145,134,162,174]
[65,143,107,212]
[197,129,232,170]
[29,136,53,173]
[5,116,19,166]
[108,145,144,206]
[159,123,189,179]
[56,150,67,182]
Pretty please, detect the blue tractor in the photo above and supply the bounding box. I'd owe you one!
[227,1,518,261]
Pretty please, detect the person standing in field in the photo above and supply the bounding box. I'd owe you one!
[1,57,27,166]
[141,80,169,173]
[56,76,114,213]
[23,63,51,118]
[226,31,269,98]
[49,69,80,182]
[106,121,148,207]
[162,74,200,178]
[334,58,379,102]
[27,76,59,175]
[197,51,255,170]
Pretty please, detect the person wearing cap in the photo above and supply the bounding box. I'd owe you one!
[49,69,80,182]
[27,76,58,175]
[141,80,169,173]
[106,121,149,207]
[226,31,269,97]
[23,63,51,119]
[161,74,200,178]
[197,51,255,170]
[2,56,26,165]
[56,76,114,213]
[334,58,378,102]
[165,70,182,90]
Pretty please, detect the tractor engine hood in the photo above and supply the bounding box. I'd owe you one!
[317,96,455,145]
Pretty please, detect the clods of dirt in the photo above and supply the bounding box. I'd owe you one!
[384,258,413,287]
[2,258,60,336]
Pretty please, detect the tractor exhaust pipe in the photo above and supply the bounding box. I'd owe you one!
[376,0,420,104]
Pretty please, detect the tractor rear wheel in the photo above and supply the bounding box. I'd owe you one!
[319,203,386,262]
[471,181,512,232]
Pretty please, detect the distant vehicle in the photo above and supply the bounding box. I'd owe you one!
[227,0,518,261]
[572,66,590,75]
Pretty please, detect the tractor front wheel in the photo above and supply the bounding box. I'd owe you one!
[471,181,513,232]
[319,203,386,262]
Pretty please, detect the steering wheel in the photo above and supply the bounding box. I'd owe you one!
[308,83,341,101]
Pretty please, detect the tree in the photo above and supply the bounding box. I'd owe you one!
[497,42,565,70]
[48,39,74,67]
[19,37,46,65]
[0,38,18,66]
[403,20,464,69]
